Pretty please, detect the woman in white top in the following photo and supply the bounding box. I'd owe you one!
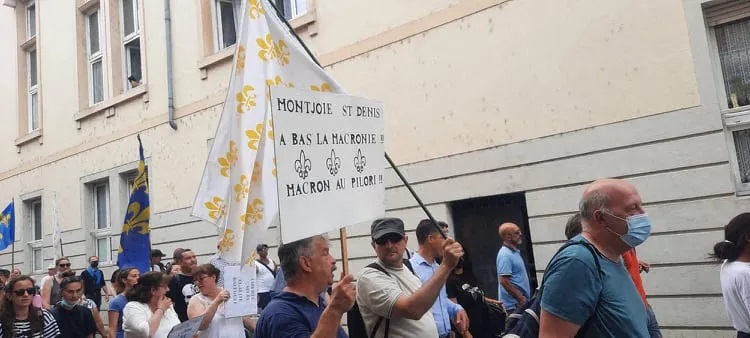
[122,272,180,338]
[187,264,254,338]
[714,213,750,338]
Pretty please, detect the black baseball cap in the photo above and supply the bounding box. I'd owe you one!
[151,249,166,258]
[257,244,269,251]
[371,218,406,241]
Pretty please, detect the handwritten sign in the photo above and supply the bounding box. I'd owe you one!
[223,265,257,318]
[270,87,386,243]
[167,314,204,338]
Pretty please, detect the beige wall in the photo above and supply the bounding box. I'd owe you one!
[0,0,702,247]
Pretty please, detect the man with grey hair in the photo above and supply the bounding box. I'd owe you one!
[539,178,650,337]
[255,235,354,338]
[356,217,464,338]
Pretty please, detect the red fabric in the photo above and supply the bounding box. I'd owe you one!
[622,249,648,306]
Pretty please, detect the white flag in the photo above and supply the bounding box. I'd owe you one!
[51,193,62,260]
[191,0,344,264]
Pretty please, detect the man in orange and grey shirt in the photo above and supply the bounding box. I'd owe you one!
[565,213,662,338]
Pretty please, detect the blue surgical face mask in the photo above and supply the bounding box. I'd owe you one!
[602,211,652,247]
[59,299,77,310]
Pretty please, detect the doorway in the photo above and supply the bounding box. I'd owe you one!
[450,192,537,300]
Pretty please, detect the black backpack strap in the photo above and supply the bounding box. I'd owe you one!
[365,262,390,337]
[402,259,416,275]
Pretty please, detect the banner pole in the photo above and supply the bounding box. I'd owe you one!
[265,1,446,239]
[339,228,349,276]
[11,242,14,271]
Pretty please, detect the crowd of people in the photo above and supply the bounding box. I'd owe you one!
[1,177,750,336]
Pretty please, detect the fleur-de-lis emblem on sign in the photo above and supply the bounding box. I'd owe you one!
[326,149,341,176]
[354,149,367,173]
[294,150,312,179]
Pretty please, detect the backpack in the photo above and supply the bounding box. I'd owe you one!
[346,259,415,338]
[502,241,603,338]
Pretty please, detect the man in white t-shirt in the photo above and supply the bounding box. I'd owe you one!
[356,218,465,338]
[255,243,277,311]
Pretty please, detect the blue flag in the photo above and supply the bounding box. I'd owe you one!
[0,201,14,251]
[117,136,151,273]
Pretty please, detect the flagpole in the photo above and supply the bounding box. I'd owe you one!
[339,228,349,276]
[10,242,14,271]
[265,1,447,240]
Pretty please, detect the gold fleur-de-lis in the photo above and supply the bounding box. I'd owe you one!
[236,85,257,114]
[0,213,11,227]
[236,45,246,75]
[218,229,235,253]
[245,123,264,150]
[234,174,250,202]
[251,161,261,183]
[248,0,265,19]
[240,199,264,230]
[267,118,274,140]
[218,140,239,177]
[257,34,290,65]
[205,197,226,220]
[310,83,333,92]
[265,76,295,101]
[122,202,150,235]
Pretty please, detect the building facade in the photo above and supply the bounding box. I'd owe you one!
[0,0,747,335]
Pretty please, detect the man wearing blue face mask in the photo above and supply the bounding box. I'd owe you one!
[539,178,650,337]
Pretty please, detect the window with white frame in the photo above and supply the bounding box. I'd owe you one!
[121,0,142,89]
[277,0,307,20]
[213,0,241,51]
[24,197,43,273]
[26,2,35,39]
[92,182,112,262]
[706,1,750,194]
[86,9,105,104]
[27,48,38,132]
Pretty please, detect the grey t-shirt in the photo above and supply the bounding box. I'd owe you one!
[356,259,439,338]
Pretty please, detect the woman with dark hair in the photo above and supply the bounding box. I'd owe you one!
[187,264,254,337]
[122,272,179,338]
[50,275,97,338]
[714,213,750,337]
[109,268,140,338]
[0,275,60,337]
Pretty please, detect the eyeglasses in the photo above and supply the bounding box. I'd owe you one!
[58,263,71,268]
[12,288,35,296]
[374,234,404,246]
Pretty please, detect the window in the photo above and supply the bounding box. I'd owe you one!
[23,195,44,273]
[213,0,241,51]
[121,0,141,89]
[30,199,42,241]
[706,1,750,194]
[27,48,38,132]
[86,9,104,104]
[26,2,35,38]
[277,0,307,20]
[94,183,109,230]
[32,248,42,272]
[91,181,112,263]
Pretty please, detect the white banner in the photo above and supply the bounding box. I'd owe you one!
[271,87,386,243]
[223,265,257,317]
[167,314,204,338]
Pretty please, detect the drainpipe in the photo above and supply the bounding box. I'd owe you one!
[164,0,177,130]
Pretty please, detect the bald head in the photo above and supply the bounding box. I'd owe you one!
[499,222,523,247]
[580,179,638,221]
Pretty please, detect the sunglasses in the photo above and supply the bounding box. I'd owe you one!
[58,263,71,268]
[374,234,404,246]
[12,288,35,296]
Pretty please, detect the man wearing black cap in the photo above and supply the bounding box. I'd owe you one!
[150,249,167,272]
[255,243,277,310]
[356,217,465,338]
